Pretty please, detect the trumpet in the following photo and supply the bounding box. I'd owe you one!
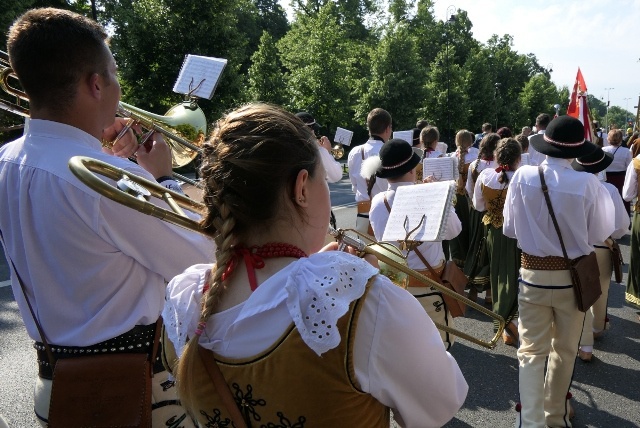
[68,153,504,349]
[0,50,29,117]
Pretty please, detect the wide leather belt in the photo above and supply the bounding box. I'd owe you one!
[521,253,571,271]
[407,263,445,288]
[357,200,371,214]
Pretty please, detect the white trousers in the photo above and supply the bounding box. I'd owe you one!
[408,286,455,350]
[517,269,585,428]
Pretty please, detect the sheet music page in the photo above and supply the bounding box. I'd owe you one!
[382,181,454,242]
[437,142,448,154]
[520,153,530,166]
[422,157,459,181]
[334,127,354,146]
[393,130,414,145]
[173,54,228,99]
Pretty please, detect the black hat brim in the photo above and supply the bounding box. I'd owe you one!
[530,136,598,159]
[571,152,614,174]
[376,152,422,179]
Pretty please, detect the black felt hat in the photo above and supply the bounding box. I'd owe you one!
[376,139,422,179]
[295,112,321,133]
[571,146,613,174]
[530,116,597,159]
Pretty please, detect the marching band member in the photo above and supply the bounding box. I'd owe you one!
[448,130,478,268]
[0,8,212,426]
[504,116,614,427]
[464,133,500,304]
[572,146,629,361]
[602,128,633,216]
[472,138,521,346]
[295,111,343,184]
[162,104,468,427]
[622,149,640,311]
[347,108,392,236]
[420,126,445,158]
[367,139,462,349]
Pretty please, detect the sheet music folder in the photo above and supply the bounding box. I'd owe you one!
[173,54,228,100]
[381,181,455,242]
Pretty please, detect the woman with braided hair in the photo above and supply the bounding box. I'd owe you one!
[463,133,501,305]
[472,138,522,346]
[161,103,467,427]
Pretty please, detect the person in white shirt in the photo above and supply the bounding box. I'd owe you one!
[162,104,468,427]
[503,116,615,427]
[368,139,462,349]
[294,111,343,183]
[527,113,551,166]
[602,128,633,216]
[571,147,629,362]
[420,126,445,158]
[347,108,392,236]
[0,8,212,426]
[622,154,640,312]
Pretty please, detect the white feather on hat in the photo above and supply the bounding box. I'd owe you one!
[360,155,381,180]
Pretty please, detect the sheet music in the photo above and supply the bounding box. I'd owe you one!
[173,54,228,100]
[520,153,530,166]
[381,181,455,242]
[334,127,354,146]
[393,130,414,145]
[437,142,448,154]
[422,157,459,181]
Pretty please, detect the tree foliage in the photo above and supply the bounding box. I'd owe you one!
[247,31,287,105]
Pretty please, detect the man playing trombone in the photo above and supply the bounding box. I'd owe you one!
[0,8,211,426]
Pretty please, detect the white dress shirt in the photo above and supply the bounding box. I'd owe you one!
[0,119,213,345]
[319,147,343,183]
[466,159,494,199]
[601,181,629,240]
[369,182,461,269]
[503,157,615,259]
[472,168,514,212]
[163,252,468,428]
[602,145,632,172]
[453,147,479,164]
[527,131,547,166]
[347,139,388,202]
[622,156,640,201]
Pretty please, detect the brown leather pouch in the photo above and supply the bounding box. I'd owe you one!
[610,240,624,283]
[570,252,602,312]
[440,261,468,318]
[48,353,152,428]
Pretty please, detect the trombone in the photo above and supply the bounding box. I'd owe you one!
[0,50,205,187]
[68,154,504,349]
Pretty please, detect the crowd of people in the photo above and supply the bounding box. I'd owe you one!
[1,6,639,428]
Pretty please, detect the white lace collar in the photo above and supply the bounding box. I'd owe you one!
[163,252,378,357]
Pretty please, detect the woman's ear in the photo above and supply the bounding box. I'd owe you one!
[293,169,310,207]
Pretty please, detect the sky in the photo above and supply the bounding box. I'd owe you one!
[279,0,640,112]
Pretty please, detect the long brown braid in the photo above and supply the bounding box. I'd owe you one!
[494,138,522,185]
[472,133,500,183]
[176,103,319,414]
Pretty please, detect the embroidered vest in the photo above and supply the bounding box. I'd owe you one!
[186,282,389,427]
[480,185,507,228]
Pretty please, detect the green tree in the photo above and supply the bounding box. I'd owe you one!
[421,45,469,144]
[103,0,250,122]
[278,2,358,132]
[518,73,560,128]
[247,31,287,105]
[462,47,497,133]
[254,0,289,41]
[357,22,427,131]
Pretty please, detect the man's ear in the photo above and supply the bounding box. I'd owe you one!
[87,72,102,100]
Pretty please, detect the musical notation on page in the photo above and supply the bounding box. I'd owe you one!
[381,181,455,242]
[393,130,414,145]
[334,127,354,146]
[173,54,228,100]
[422,157,459,182]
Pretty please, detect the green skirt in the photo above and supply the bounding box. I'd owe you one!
[446,194,470,267]
[463,209,490,291]
[487,225,520,331]
[626,212,640,308]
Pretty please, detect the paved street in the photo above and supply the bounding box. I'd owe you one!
[1,173,639,427]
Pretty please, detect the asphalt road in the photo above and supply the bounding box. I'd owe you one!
[1,173,640,427]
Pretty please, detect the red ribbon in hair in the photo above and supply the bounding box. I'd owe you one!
[495,164,511,173]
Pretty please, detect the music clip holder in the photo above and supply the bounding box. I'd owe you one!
[398,214,426,254]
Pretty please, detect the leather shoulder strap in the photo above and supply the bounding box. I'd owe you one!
[538,166,571,268]
[413,247,441,281]
[383,193,391,213]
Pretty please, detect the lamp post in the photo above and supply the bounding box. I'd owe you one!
[605,87,614,130]
[554,103,560,118]
[624,97,632,126]
[546,63,553,75]
[494,82,501,129]
[445,5,456,147]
